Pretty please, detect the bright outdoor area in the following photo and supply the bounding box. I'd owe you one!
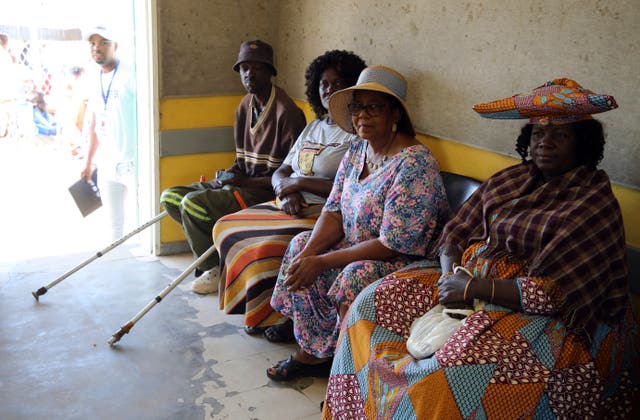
[0,0,139,264]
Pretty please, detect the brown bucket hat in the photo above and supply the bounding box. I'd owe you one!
[232,40,277,76]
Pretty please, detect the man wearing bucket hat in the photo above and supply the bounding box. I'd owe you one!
[266,65,449,381]
[321,78,638,419]
[161,40,306,295]
[81,25,137,241]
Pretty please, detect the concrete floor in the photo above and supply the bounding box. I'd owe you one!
[0,140,325,420]
[0,245,326,420]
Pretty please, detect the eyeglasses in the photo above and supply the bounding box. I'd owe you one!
[347,102,387,117]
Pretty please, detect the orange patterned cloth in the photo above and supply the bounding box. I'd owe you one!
[323,243,639,419]
[436,163,628,342]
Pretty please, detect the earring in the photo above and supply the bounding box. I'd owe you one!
[392,122,398,132]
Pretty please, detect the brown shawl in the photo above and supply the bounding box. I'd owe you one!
[437,163,628,342]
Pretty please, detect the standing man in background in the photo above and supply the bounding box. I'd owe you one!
[161,40,306,295]
[81,25,137,241]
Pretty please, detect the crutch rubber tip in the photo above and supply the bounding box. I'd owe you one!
[108,322,133,346]
[108,331,124,346]
[32,287,48,301]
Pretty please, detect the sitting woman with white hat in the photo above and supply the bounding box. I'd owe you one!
[266,66,450,381]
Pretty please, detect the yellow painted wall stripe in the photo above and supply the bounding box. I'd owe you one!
[419,133,640,247]
[159,96,640,248]
[160,96,242,130]
[159,96,315,131]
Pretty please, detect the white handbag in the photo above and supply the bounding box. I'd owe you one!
[406,304,474,359]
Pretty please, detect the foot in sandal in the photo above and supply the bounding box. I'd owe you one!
[263,319,295,343]
[266,351,332,381]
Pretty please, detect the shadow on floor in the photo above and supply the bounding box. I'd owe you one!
[0,245,325,420]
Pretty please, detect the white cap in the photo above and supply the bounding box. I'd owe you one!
[84,25,116,42]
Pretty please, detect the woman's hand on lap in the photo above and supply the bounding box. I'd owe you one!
[281,194,306,216]
[284,255,324,291]
[437,272,471,306]
[273,177,299,198]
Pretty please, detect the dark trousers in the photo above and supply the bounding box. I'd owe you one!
[160,182,267,272]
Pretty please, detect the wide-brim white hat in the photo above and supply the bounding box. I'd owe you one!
[328,65,414,136]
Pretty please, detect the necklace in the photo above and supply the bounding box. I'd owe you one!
[366,131,397,172]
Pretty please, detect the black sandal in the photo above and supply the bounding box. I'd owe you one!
[244,325,265,335]
[264,319,295,343]
[266,356,332,381]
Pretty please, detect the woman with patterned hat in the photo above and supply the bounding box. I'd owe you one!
[321,78,639,419]
[266,66,450,381]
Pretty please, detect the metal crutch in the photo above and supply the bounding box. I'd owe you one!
[108,243,218,345]
[31,211,169,301]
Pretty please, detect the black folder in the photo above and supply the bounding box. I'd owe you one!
[68,170,102,217]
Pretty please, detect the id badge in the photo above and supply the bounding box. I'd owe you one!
[97,110,110,137]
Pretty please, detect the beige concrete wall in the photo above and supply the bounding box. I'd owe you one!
[158,0,278,96]
[274,0,639,188]
[158,0,640,189]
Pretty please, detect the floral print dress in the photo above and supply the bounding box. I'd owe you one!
[270,140,448,358]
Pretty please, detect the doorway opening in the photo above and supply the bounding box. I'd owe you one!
[0,0,156,264]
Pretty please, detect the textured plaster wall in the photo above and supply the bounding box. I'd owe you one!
[274,0,640,188]
[158,0,278,96]
[158,0,640,188]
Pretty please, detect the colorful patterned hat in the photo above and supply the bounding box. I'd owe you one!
[473,78,618,125]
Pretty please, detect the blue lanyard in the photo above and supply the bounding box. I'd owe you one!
[100,60,119,110]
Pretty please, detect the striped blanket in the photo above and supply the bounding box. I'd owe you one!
[212,200,322,328]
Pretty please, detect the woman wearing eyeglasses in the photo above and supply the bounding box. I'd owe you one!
[266,66,449,381]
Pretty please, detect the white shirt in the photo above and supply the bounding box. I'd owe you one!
[283,116,358,204]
